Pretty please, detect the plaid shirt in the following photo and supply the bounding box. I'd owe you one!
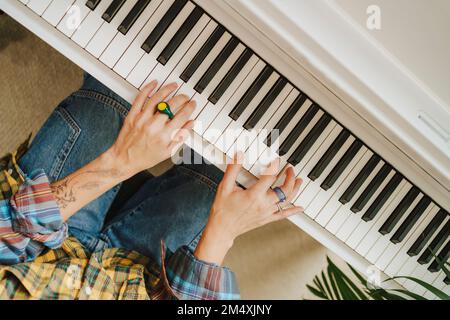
[0,144,240,300]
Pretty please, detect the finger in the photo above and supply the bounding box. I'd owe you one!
[287,178,303,202]
[221,152,244,194]
[272,206,305,221]
[128,81,158,121]
[166,100,196,131]
[270,204,304,222]
[250,158,279,194]
[168,120,194,151]
[141,82,179,119]
[266,166,296,204]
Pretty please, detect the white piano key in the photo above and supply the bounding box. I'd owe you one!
[114,0,175,78]
[354,182,412,256]
[388,214,449,279]
[86,0,138,58]
[194,43,246,135]
[127,2,195,88]
[335,169,395,242]
[57,0,91,37]
[307,146,367,220]
[161,20,219,87]
[27,0,52,15]
[42,0,75,26]
[174,32,233,114]
[299,136,356,213]
[228,85,294,170]
[290,122,339,194]
[374,204,437,272]
[345,180,408,249]
[71,0,114,48]
[325,160,385,234]
[100,0,163,68]
[141,15,211,91]
[223,72,280,158]
[244,89,298,168]
[367,194,429,268]
[315,150,374,227]
[204,60,266,150]
[20,0,30,5]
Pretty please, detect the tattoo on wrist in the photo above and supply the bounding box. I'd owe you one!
[50,168,122,209]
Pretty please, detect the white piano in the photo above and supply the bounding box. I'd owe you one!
[2,0,449,299]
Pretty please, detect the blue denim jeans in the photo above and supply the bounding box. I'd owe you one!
[19,74,224,263]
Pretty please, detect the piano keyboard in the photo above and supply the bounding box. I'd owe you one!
[12,0,450,297]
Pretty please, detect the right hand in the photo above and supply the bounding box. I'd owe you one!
[194,153,304,265]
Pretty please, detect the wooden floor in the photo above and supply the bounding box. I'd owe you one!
[0,13,343,299]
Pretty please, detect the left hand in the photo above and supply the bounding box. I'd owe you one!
[108,81,196,179]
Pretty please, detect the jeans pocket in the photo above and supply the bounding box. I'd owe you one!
[19,98,81,181]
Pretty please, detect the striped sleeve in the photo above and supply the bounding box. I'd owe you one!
[0,169,67,264]
[151,242,240,300]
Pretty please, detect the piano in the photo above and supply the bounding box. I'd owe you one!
[2,0,449,299]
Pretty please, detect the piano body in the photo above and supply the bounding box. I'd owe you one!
[1,0,449,298]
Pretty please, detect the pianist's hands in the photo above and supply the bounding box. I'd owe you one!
[194,153,304,265]
[108,81,196,179]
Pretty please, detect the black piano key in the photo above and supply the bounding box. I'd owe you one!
[180,25,225,82]
[321,139,363,191]
[265,93,307,147]
[444,277,450,285]
[209,48,253,104]
[418,219,450,264]
[229,65,274,120]
[362,172,403,222]
[308,130,351,181]
[194,37,240,94]
[118,0,151,35]
[243,77,288,130]
[288,113,332,165]
[279,104,319,158]
[428,241,449,272]
[350,163,391,213]
[390,196,431,244]
[157,6,203,65]
[407,209,447,256]
[86,0,101,10]
[379,186,420,235]
[141,0,188,53]
[102,0,126,23]
[339,154,380,205]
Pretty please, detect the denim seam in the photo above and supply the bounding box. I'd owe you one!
[50,106,81,180]
[176,166,219,192]
[72,90,130,119]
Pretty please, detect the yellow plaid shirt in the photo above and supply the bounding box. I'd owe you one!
[0,140,240,300]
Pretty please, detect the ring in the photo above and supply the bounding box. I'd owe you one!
[157,102,174,119]
[276,202,283,214]
[272,187,287,203]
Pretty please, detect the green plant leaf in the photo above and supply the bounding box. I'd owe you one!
[370,289,407,300]
[306,284,327,300]
[390,276,450,300]
[321,271,333,299]
[327,260,367,300]
[389,289,427,300]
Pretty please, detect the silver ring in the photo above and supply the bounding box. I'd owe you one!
[276,202,283,214]
[272,187,287,203]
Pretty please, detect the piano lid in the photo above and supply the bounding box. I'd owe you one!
[204,0,450,195]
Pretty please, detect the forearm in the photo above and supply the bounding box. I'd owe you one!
[50,149,130,222]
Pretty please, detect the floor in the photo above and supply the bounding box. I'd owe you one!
[0,13,343,299]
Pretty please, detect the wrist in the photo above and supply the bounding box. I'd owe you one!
[99,149,132,182]
[194,222,234,266]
